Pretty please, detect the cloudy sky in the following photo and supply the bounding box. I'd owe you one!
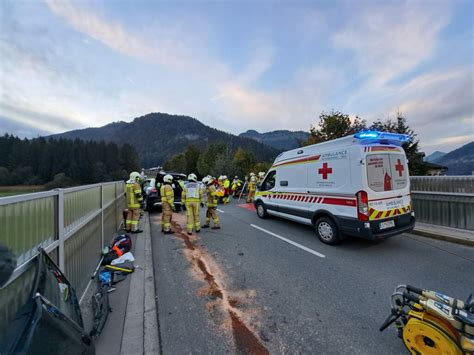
[0,0,472,154]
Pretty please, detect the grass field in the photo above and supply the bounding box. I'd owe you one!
[0,185,45,197]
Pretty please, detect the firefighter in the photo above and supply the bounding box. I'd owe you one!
[160,174,175,234]
[201,177,220,229]
[223,175,231,204]
[231,176,240,197]
[182,173,203,235]
[258,171,266,184]
[126,171,143,233]
[247,174,257,203]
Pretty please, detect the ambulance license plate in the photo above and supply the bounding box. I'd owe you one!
[379,220,395,230]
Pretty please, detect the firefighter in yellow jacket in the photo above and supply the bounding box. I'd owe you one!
[160,174,175,234]
[182,173,203,235]
[126,171,143,233]
[247,173,257,203]
[201,177,220,229]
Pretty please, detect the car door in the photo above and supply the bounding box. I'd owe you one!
[258,170,279,212]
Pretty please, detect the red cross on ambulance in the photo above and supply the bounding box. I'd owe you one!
[318,162,333,179]
[395,159,404,177]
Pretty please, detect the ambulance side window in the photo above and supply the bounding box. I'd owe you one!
[262,171,276,191]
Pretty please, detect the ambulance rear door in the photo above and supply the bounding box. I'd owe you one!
[364,146,411,225]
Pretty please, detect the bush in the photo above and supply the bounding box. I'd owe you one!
[44,173,75,190]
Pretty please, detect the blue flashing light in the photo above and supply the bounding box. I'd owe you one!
[354,131,380,139]
[354,130,410,143]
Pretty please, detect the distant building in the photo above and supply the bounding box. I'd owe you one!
[424,161,448,176]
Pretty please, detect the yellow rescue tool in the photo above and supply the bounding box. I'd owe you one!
[380,285,474,354]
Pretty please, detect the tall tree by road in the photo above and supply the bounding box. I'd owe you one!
[304,110,428,175]
[305,110,366,145]
[370,114,428,175]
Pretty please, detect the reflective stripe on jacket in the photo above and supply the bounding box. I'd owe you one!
[160,184,174,204]
[182,182,202,204]
[126,182,143,208]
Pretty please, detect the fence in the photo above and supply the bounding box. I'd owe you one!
[0,181,125,336]
[410,176,474,230]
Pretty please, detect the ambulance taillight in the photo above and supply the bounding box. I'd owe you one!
[356,190,369,221]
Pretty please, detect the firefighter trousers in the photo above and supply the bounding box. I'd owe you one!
[185,202,200,233]
[126,208,141,232]
[205,207,219,226]
[161,202,173,232]
[247,189,255,203]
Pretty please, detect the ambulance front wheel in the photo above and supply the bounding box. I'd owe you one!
[315,217,340,245]
[256,201,268,219]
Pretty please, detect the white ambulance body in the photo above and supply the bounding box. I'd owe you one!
[254,131,415,244]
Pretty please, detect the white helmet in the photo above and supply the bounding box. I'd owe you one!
[222,175,227,180]
[129,171,140,182]
[250,176,257,182]
[250,172,256,177]
[218,175,223,180]
[163,174,173,183]
[202,177,209,184]
[188,173,197,182]
[258,172,265,178]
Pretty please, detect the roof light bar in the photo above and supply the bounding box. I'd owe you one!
[354,130,410,143]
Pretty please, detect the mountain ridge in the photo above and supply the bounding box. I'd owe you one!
[49,113,279,167]
[239,129,309,150]
[434,142,474,175]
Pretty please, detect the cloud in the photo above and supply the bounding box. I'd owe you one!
[237,42,274,85]
[1,0,471,157]
[333,2,451,87]
[46,0,204,72]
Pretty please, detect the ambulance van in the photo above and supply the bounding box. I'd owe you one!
[254,131,415,245]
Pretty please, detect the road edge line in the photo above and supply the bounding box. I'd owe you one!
[250,224,326,258]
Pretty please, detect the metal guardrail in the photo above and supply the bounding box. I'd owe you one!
[410,176,474,193]
[410,176,474,230]
[0,181,125,335]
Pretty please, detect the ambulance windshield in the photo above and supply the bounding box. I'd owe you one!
[366,153,408,192]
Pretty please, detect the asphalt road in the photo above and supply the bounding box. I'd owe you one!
[150,202,474,354]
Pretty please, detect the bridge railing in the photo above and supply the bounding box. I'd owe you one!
[410,176,474,230]
[0,181,125,335]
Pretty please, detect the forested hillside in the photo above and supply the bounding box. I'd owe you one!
[0,135,139,186]
[50,113,279,167]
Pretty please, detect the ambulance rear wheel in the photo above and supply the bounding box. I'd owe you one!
[315,217,340,245]
[256,202,268,219]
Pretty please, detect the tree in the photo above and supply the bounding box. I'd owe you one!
[253,162,271,174]
[0,134,140,186]
[370,113,428,175]
[197,142,227,176]
[0,167,11,185]
[163,153,187,172]
[120,143,140,173]
[184,145,201,174]
[232,147,256,177]
[211,150,235,177]
[305,110,366,145]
